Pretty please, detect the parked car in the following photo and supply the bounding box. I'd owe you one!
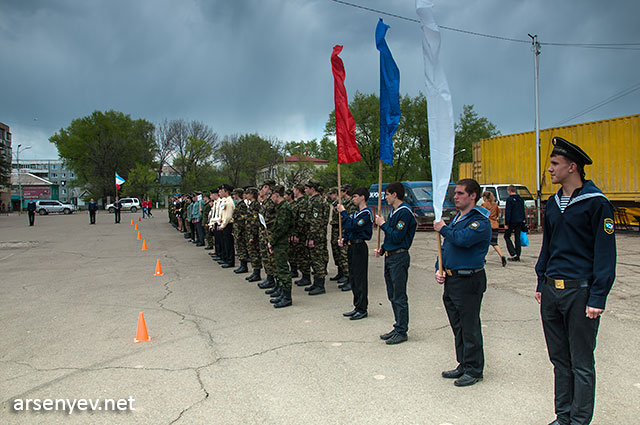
[35,200,77,215]
[106,197,140,213]
[368,181,457,226]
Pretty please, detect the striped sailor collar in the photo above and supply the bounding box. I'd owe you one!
[452,205,489,225]
[389,203,414,218]
[552,180,607,212]
[352,207,373,220]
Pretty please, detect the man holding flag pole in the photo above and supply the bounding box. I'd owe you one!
[114,172,125,224]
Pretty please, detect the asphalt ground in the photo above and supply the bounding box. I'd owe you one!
[1,211,639,424]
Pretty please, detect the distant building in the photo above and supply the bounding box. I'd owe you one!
[10,171,59,211]
[11,159,81,205]
[0,122,11,212]
[256,155,329,186]
[159,165,181,191]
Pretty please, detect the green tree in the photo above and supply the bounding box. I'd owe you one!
[50,110,155,200]
[124,163,157,198]
[173,136,214,191]
[215,133,280,187]
[453,104,500,179]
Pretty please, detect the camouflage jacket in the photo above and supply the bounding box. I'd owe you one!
[330,196,356,226]
[271,201,294,246]
[306,193,330,242]
[260,195,277,229]
[232,199,247,234]
[245,200,261,241]
[291,196,309,240]
[202,202,212,226]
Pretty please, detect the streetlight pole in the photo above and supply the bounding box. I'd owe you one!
[16,144,32,214]
[529,34,542,229]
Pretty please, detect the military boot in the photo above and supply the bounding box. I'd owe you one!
[266,283,280,295]
[295,273,312,287]
[258,275,275,289]
[246,268,261,282]
[337,274,349,284]
[234,261,249,274]
[290,266,299,278]
[270,284,284,303]
[274,288,292,308]
[308,277,326,296]
[329,268,344,281]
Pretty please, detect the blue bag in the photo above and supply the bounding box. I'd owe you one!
[520,231,529,247]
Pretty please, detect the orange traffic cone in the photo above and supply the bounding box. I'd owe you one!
[136,231,141,240]
[141,240,148,251]
[154,259,163,276]
[134,312,150,343]
[130,219,134,225]
[134,223,139,230]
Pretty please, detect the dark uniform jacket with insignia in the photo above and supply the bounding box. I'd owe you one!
[341,207,373,242]
[535,180,616,309]
[232,199,247,232]
[307,194,329,243]
[438,206,491,271]
[246,200,261,241]
[292,196,309,242]
[271,201,294,246]
[380,202,417,252]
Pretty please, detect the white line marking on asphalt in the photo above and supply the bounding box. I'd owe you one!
[332,343,342,347]
[373,375,385,380]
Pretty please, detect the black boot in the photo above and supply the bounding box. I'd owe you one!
[258,275,275,289]
[295,273,312,287]
[329,268,344,281]
[337,275,349,284]
[234,261,249,274]
[266,284,280,295]
[270,285,284,303]
[308,277,326,295]
[290,266,299,278]
[247,268,262,282]
[274,287,292,308]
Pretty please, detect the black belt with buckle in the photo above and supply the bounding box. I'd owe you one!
[445,268,484,277]
[385,248,408,257]
[348,239,366,245]
[546,277,590,290]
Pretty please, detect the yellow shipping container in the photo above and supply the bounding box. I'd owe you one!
[473,114,640,203]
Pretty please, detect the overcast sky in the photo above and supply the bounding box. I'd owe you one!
[2,0,639,160]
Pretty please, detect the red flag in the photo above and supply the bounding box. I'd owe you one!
[331,45,360,164]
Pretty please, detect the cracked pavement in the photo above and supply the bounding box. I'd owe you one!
[1,212,639,424]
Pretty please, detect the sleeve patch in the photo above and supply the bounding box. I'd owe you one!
[469,221,480,230]
[357,218,365,226]
[604,218,614,234]
[396,221,405,230]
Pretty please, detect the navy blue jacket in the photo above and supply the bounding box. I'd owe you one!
[437,206,491,271]
[88,201,98,212]
[535,180,616,309]
[341,207,373,242]
[27,201,36,212]
[505,194,525,225]
[380,203,417,252]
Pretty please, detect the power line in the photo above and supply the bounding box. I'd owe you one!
[553,82,640,127]
[328,0,640,50]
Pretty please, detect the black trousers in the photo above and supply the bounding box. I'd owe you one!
[214,227,223,254]
[348,242,368,313]
[114,209,121,223]
[541,283,600,425]
[443,270,486,378]
[504,223,522,258]
[221,223,235,265]
[384,251,410,335]
[89,211,96,224]
[193,220,204,244]
[28,211,35,226]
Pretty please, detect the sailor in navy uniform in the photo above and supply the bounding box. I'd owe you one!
[374,182,417,345]
[337,186,373,321]
[535,137,616,425]
[434,179,491,387]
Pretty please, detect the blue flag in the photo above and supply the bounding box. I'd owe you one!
[376,18,401,166]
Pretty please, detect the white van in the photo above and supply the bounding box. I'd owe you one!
[478,184,535,226]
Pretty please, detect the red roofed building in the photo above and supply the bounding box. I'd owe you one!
[256,154,329,186]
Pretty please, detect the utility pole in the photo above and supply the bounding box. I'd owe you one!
[529,34,542,229]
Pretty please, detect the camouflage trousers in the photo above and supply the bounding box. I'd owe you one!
[292,239,310,275]
[308,241,328,279]
[330,225,349,276]
[204,225,213,248]
[245,232,262,269]
[273,242,292,289]
[259,227,275,276]
[288,242,296,269]
[184,219,191,234]
[234,229,248,262]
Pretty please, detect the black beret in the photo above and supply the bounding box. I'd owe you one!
[551,137,592,166]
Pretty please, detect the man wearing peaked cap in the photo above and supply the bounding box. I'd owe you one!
[535,136,616,425]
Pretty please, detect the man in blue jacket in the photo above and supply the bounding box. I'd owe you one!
[374,182,417,345]
[88,198,98,224]
[504,184,525,261]
[535,137,616,425]
[434,179,491,387]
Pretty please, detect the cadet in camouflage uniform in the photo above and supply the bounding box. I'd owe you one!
[258,180,277,290]
[243,187,262,282]
[201,194,212,249]
[267,185,295,308]
[292,184,312,287]
[304,180,330,295]
[232,188,249,274]
[184,196,193,241]
[284,188,298,278]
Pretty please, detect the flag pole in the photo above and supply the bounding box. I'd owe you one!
[337,163,343,238]
[376,159,382,250]
[437,232,443,274]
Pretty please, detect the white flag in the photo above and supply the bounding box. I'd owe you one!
[416,0,455,222]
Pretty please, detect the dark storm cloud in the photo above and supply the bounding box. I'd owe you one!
[1,0,638,159]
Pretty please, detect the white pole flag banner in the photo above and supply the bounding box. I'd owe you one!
[115,172,126,189]
[416,0,455,222]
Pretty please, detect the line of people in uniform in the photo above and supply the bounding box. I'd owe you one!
[167,137,615,424]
